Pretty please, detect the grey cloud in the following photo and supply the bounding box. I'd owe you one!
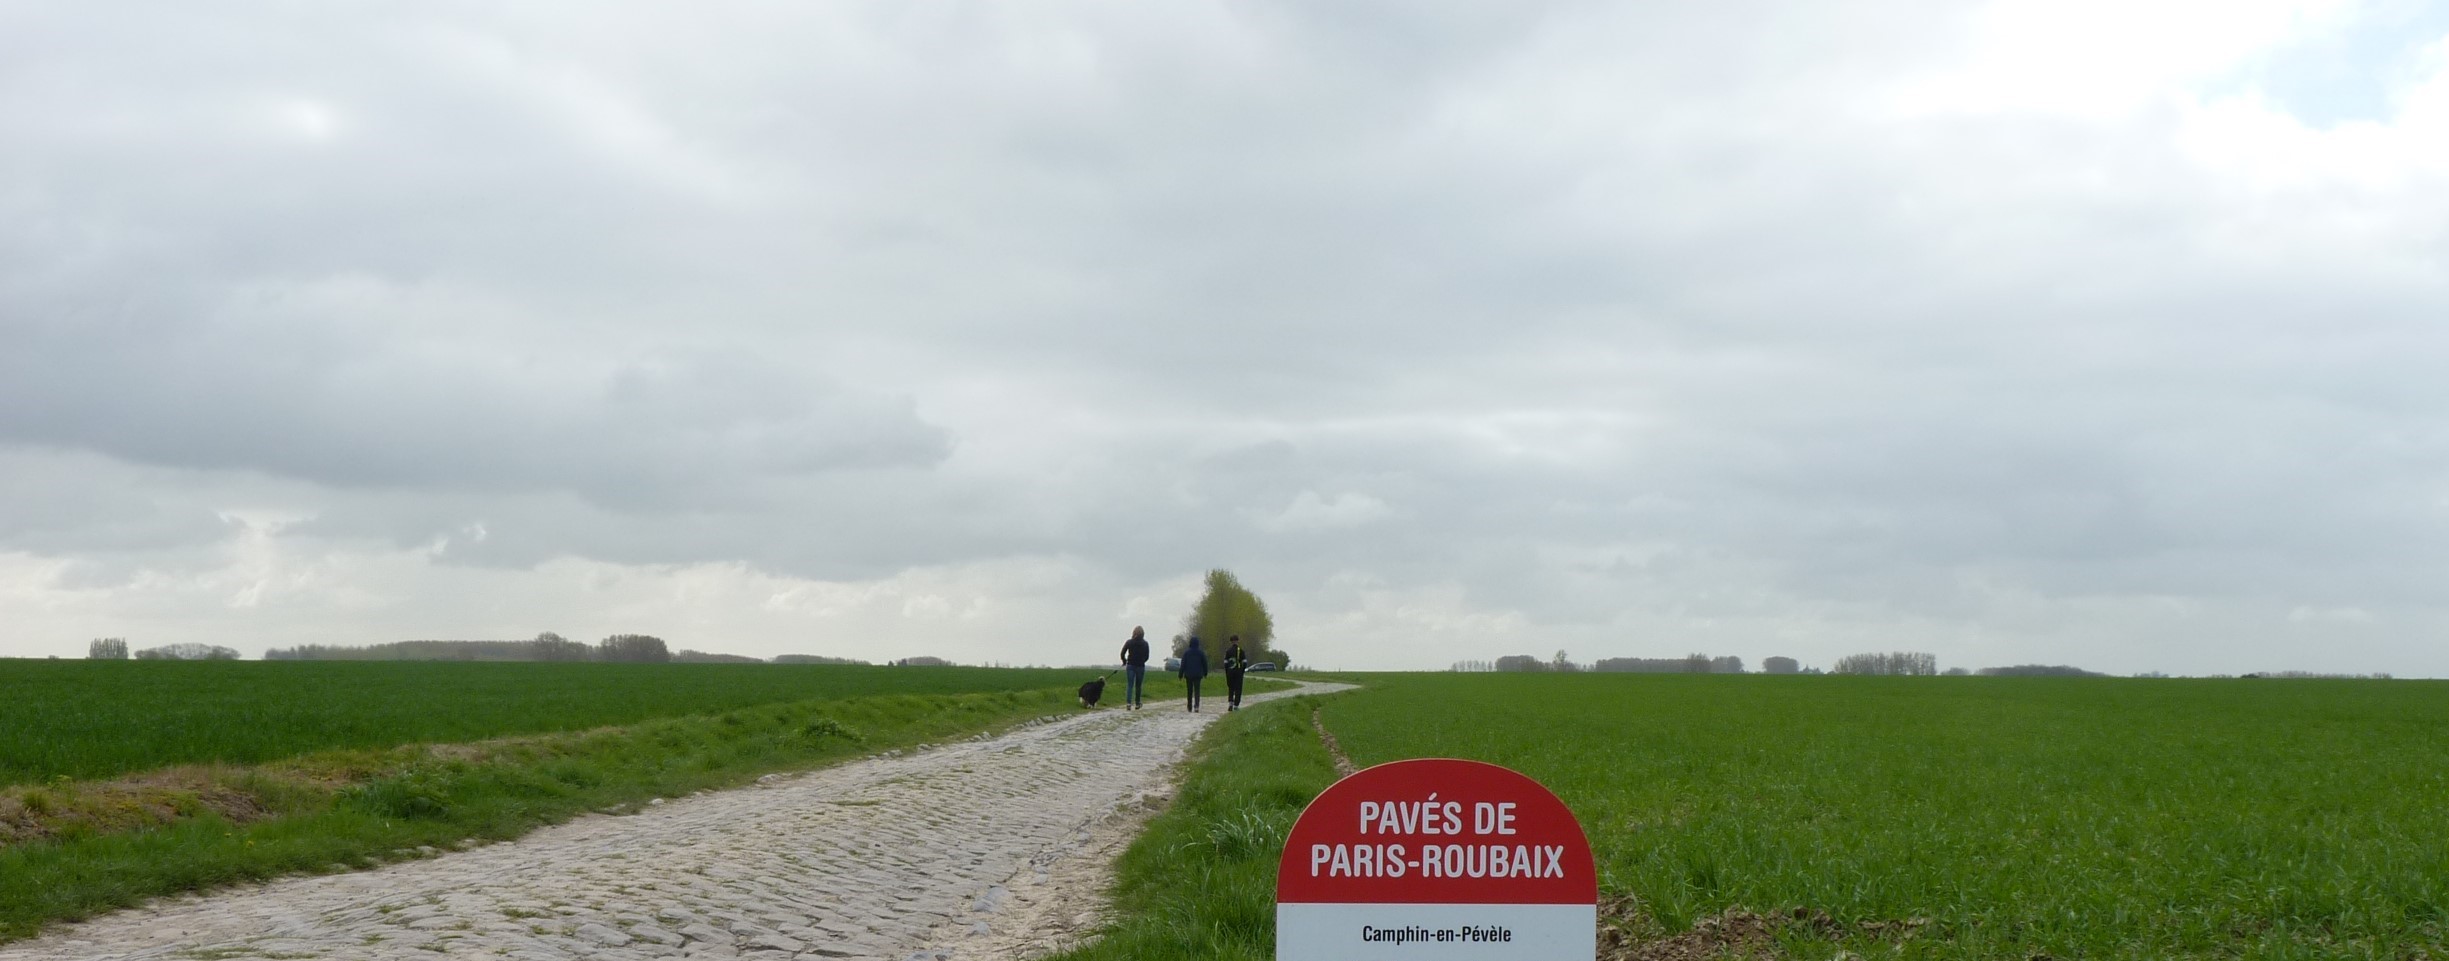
[4,0,2448,673]
[0,303,950,506]
[0,450,234,554]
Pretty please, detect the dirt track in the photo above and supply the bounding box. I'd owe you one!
[1,681,1351,961]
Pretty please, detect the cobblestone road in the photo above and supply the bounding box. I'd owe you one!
[2,681,1350,961]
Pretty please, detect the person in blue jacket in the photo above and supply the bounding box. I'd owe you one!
[1119,626,1151,710]
[1177,635,1210,712]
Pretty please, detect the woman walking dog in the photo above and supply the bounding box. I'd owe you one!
[1118,627,1151,710]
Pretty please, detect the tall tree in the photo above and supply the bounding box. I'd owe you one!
[531,632,591,662]
[1832,651,1938,676]
[1180,569,1283,666]
[596,634,672,663]
[87,637,129,659]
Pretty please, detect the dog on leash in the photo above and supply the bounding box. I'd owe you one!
[1077,671,1113,708]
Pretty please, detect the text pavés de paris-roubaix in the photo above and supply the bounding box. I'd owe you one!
[1277,758,1597,960]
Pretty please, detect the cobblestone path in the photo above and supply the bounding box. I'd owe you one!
[1,681,1351,961]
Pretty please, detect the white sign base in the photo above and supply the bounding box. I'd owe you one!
[1277,902,1597,960]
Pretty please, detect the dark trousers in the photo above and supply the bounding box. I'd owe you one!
[1226,671,1245,708]
[1185,677,1202,711]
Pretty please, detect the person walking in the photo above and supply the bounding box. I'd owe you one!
[1221,636,1250,711]
[1119,627,1151,710]
[1177,635,1210,712]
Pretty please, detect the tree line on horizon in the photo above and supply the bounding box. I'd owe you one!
[86,638,240,661]
[1454,652,1763,674]
[242,633,873,665]
[1446,650,2397,679]
[83,632,983,666]
[77,569,1303,671]
[1453,651,1954,676]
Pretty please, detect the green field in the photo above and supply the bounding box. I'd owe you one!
[0,660,1083,785]
[1067,673,2449,960]
[15,663,2438,957]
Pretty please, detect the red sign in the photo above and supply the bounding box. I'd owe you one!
[1277,758,1596,959]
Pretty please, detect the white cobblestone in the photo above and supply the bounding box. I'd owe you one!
[0,681,1349,961]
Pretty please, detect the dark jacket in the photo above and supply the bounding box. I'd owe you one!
[1222,645,1250,678]
[1177,640,1209,680]
[1121,636,1151,666]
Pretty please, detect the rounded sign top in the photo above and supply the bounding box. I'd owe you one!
[1277,758,1596,905]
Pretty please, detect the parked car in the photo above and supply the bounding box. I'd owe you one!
[1164,657,1182,672]
[1249,662,1278,672]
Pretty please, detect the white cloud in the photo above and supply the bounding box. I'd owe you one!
[1254,491,1395,533]
[2288,604,2375,623]
[5,0,2449,676]
[1890,0,2356,118]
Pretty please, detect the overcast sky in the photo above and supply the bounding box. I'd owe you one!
[5,0,2446,674]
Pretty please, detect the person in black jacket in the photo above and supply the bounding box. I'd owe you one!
[1177,635,1210,712]
[1119,627,1151,710]
[1221,636,1250,711]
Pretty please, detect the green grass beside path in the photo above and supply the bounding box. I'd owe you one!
[1058,673,2449,961]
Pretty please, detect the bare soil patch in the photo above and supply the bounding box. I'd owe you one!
[1598,896,1927,960]
[1310,704,1357,776]
[0,767,306,846]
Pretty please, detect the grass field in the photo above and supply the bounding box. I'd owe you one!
[1069,673,2449,960]
[0,660,1086,786]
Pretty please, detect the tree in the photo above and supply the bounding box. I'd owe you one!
[133,643,240,661]
[1584,653,1743,674]
[1762,656,1800,674]
[1181,569,1282,665]
[595,634,671,663]
[88,638,129,660]
[1832,651,1938,676]
[531,632,591,662]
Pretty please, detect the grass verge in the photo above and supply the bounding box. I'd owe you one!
[1039,690,1343,961]
[0,686,1079,943]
